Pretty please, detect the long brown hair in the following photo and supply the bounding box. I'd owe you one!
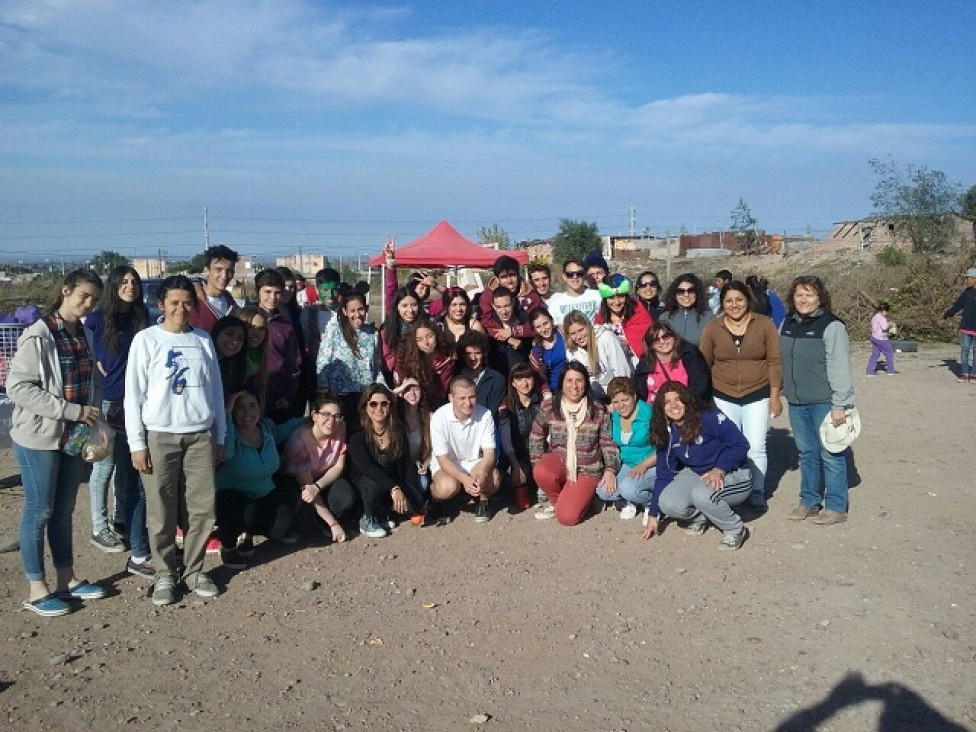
[562,310,599,374]
[643,321,685,368]
[501,361,542,412]
[46,269,103,317]
[100,265,149,354]
[397,320,453,397]
[358,384,402,459]
[337,291,366,357]
[398,382,432,464]
[236,304,269,410]
[650,381,703,448]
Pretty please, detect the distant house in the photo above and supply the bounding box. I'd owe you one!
[821,214,975,252]
[276,253,327,277]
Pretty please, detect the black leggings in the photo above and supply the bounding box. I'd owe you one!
[215,486,293,548]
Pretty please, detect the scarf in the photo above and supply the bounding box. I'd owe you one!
[563,396,588,483]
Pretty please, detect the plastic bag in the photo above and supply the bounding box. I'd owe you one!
[67,419,115,463]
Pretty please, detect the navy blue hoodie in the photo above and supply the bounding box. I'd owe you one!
[650,408,749,518]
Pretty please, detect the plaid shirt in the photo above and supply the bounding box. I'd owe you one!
[45,313,94,439]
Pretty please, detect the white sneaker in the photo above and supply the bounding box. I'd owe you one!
[619,503,638,520]
[534,505,556,520]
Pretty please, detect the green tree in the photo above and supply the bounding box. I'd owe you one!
[552,219,601,265]
[477,223,511,250]
[729,198,762,254]
[90,250,130,275]
[869,157,962,254]
[960,184,976,218]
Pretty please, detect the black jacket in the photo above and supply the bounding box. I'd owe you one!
[633,342,712,404]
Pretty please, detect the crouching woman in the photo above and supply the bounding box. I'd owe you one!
[642,381,752,551]
[215,390,305,568]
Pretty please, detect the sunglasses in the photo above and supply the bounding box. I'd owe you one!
[653,333,674,342]
[564,270,585,278]
[675,286,696,295]
[638,280,659,288]
[367,400,391,409]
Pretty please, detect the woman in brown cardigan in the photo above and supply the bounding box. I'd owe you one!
[698,281,782,512]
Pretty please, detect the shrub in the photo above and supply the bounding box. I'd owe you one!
[876,245,907,267]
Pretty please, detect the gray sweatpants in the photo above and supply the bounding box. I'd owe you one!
[658,467,751,535]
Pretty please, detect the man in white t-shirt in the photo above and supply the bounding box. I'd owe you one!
[429,376,499,523]
[546,259,602,325]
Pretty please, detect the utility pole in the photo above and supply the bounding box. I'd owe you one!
[665,229,672,283]
[629,205,637,236]
[298,246,304,275]
[203,206,210,252]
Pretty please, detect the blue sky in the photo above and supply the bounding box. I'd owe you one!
[1,0,974,265]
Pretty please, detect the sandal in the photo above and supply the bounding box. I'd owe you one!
[57,580,107,601]
[23,594,71,617]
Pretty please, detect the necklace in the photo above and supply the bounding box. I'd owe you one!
[723,314,751,336]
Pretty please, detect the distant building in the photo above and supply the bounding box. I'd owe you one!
[276,253,327,276]
[821,214,975,252]
[521,240,553,263]
[132,258,167,279]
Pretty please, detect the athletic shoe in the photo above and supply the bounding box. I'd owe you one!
[90,528,125,554]
[126,556,156,579]
[359,516,388,538]
[192,572,219,598]
[619,502,638,520]
[534,505,556,520]
[152,577,176,607]
[58,580,106,601]
[23,594,71,617]
[474,501,492,523]
[237,535,255,557]
[205,535,222,554]
[684,521,707,536]
[221,547,247,570]
[718,527,749,551]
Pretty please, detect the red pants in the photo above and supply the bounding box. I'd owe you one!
[533,453,600,526]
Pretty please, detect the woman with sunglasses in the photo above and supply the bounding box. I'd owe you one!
[659,273,714,347]
[316,291,382,426]
[642,381,752,550]
[634,321,712,405]
[635,271,665,320]
[348,384,426,538]
[595,273,653,364]
[438,286,486,346]
[281,390,358,542]
[563,310,632,401]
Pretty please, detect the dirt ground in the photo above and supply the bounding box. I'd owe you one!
[0,342,973,732]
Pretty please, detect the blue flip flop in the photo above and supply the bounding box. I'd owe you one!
[58,580,107,601]
[23,594,71,617]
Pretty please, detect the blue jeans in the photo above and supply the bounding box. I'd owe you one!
[14,441,91,581]
[597,463,656,506]
[94,427,150,557]
[788,402,849,513]
[88,399,127,534]
[960,332,975,377]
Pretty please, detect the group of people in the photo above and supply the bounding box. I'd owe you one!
[8,241,864,617]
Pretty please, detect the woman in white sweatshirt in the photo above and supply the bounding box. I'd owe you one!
[125,275,226,607]
[562,310,633,401]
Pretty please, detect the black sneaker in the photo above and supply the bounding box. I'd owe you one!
[91,528,125,553]
[474,501,492,523]
[126,556,156,579]
[221,547,247,570]
[237,535,255,557]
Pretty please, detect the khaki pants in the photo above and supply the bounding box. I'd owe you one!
[142,430,216,587]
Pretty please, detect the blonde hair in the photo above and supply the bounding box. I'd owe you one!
[562,310,599,374]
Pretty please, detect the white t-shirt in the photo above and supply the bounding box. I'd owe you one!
[547,289,602,325]
[206,293,232,318]
[429,402,496,475]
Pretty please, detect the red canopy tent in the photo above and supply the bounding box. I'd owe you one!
[368,220,527,268]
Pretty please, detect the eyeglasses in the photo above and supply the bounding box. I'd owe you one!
[637,280,659,288]
[675,287,696,295]
[564,270,585,278]
[367,400,391,409]
[317,411,342,421]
